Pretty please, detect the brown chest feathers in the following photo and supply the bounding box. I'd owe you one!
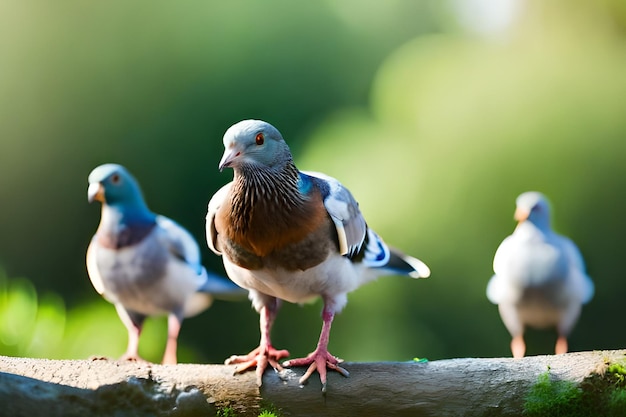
[215,175,338,271]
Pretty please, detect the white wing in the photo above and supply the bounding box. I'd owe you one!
[558,235,595,304]
[205,182,232,256]
[86,237,106,295]
[487,235,515,304]
[492,234,515,278]
[156,215,205,276]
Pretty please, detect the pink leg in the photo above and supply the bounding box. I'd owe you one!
[162,313,182,365]
[115,305,146,362]
[283,306,349,392]
[510,335,526,359]
[555,336,568,355]
[225,304,289,386]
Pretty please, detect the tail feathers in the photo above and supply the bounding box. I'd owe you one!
[198,271,247,300]
[362,228,430,279]
[385,248,431,279]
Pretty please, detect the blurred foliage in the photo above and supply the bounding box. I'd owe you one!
[297,0,626,360]
[0,268,184,361]
[0,0,625,364]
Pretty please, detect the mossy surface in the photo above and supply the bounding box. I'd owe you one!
[215,405,279,417]
[524,371,582,416]
[258,399,281,417]
[524,357,626,417]
[216,407,237,417]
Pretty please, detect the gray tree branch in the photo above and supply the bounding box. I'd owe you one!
[1,350,624,417]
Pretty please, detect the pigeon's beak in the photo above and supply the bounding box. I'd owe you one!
[218,146,242,172]
[514,207,529,224]
[88,182,105,203]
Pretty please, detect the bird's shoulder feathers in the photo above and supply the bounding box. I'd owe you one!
[302,171,367,258]
[155,215,204,275]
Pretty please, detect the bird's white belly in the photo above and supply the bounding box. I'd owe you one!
[223,254,360,304]
[517,302,563,329]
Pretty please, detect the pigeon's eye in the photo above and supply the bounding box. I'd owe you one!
[110,174,121,184]
[255,132,265,145]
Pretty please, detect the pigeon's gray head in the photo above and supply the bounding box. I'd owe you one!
[87,163,146,209]
[514,191,551,230]
[219,119,292,171]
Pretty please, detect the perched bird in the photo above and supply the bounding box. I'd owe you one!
[87,163,243,365]
[206,119,430,391]
[487,191,594,358]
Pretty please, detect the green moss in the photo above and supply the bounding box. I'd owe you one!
[258,400,281,417]
[524,357,626,417]
[524,371,583,416]
[608,362,626,386]
[215,404,280,417]
[609,388,626,416]
[216,407,237,417]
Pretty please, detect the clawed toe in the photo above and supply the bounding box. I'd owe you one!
[298,361,319,386]
[225,345,290,386]
[284,349,349,391]
[328,361,350,378]
[229,358,259,374]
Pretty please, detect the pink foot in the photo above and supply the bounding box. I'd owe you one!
[118,353,149,363]
[225,344,290,386]
[511,335,526,359]
[161,352,177,365]
[284,348,349,392]
[555,336,568,355]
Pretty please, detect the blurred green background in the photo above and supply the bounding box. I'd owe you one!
[1,0,625,364]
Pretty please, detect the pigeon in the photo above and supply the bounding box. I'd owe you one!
[87,163,243,365]
[206,119,430,391]
[486,191,594,358]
